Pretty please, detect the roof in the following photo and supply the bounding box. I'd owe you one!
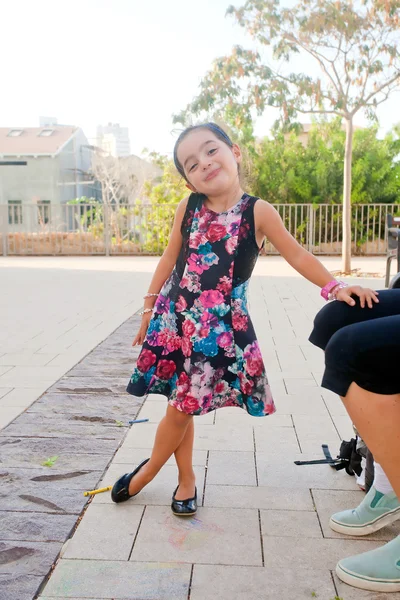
[0,126,78,156]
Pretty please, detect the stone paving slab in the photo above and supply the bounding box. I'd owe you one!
[26,393,141,422]
[130,506,263,566]
[207,450,257,486]
[0,511,78,542]
[262,536,382,570]
[204,484,314,511]
[260,508,322,538]
[3,420,128,439]
[41,559,192,599]
[0,540,62,576]
[0,574,44,600]
[0,313,146,600]
[190,564,336,600]
[62,504,145,561]
[49,377,128,395]
[0,387,49,408]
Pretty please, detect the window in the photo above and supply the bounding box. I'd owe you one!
[39,129,54,137]
[37,200,51,224]
[8,200,23,225]
[0,161,27,166]
[7,129,23,137]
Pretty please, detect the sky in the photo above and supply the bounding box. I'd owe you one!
[1,0,398,157]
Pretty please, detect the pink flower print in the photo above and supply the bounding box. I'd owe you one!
[243,342,264,377]
[224,346,236,358]
[158,329,181,353]
[217,331,233,348]
[232,312,248,331]
[238,371,254,395]
[215,381,226,394]
[217,276,232,295]
[228,221,240,236]
[175,295,187,312]
[201,393,213,411]
[199,326,210,338]
[181,394,200,413]
[181,336,193,357]
[155,294,170,314]
[200,311,219,329]
[190,232,207,249]
[156,359,176,380]
[146,331,159,346]
[199,289,224,308]
[238,221,250,242]
[182,319,195,337]
[206,223,227,243]
[187,253,208,275]
[137,349,157,373]
[176,371,190,399]
[225,236,237,255]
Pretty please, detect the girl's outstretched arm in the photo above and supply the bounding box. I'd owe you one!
[254,200,379,308]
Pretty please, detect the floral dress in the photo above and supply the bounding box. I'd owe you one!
[127,192,276,417]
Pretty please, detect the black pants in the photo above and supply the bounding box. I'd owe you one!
[309,290,400,396]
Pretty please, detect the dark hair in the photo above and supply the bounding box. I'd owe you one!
[173,122,234,181]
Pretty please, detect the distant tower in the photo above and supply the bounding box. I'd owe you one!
[96,123,131,157]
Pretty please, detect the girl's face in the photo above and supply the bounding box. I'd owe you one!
[176,129,241,194]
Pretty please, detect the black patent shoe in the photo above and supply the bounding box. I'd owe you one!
[171,485,197,516]
[111,458,150,503]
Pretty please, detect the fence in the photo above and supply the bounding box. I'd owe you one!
[0,202,399,256]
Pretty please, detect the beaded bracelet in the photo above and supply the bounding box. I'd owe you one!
[138,308,153,316]
[143,293,159,299]
[328,281,348,301]
[320,279,340,301]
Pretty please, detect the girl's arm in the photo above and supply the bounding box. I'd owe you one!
[133,197,188,346]
[142,197,188,309]
[254,200,379,308]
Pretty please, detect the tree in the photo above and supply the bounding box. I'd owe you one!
[252,119,400,205]
[177,0,400,272]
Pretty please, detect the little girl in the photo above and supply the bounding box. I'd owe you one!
[111,122,378,515]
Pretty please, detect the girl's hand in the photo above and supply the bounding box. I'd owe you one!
[336,285,379,308]
[132,313,152,346]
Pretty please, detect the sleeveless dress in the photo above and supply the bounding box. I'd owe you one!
[127,192,276,417]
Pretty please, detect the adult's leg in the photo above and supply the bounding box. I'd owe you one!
[322,313,400,592]
[341,384,400,497]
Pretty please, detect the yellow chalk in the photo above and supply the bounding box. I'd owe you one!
[83,486,112,497]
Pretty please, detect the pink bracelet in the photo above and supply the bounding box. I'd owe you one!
[329,281,348,301]
[321,280,340,301]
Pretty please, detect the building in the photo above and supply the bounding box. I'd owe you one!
[96,123,131,157]
[0,125,98,230]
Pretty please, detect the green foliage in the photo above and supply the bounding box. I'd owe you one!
[250,119,400,206]
[137,152,188,253]
[42,456,59,467]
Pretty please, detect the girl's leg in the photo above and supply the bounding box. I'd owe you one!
[174,418,196,500]
[128,404,193,495]
[341,383,400,497]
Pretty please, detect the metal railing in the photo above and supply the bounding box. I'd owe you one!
[0,202,398,256]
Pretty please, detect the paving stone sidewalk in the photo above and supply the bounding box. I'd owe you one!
[0,315,145,600]
[38,278,400,599]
